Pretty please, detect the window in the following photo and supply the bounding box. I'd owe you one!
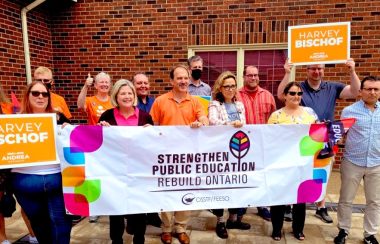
[189,44,290,106]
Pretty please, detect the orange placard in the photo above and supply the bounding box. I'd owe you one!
[288,22,350,65]
[0,114,58,169]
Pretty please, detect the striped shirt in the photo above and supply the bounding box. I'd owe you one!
[341,100,380,167]
[238,86,276,124]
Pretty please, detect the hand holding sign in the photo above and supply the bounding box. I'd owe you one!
[284,58,294,74]
[85,73,94,87]
[345,58,356,72]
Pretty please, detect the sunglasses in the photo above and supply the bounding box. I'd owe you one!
[35,79,52,83]
[30,91,49,98]
[288,91,303,96]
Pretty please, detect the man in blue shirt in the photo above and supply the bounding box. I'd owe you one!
[333,76,380,244]
[277,59,361,223]
[131,73,161,230]
[187,55,212,96]
[132,73,155,113]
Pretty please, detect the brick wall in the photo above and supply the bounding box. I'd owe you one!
[0,0,52,99]
[2,0,380,165]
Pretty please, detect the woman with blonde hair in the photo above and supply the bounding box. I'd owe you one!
[208,71,249,239]
[98,79,153,244]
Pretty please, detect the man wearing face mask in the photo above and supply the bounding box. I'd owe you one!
[187,55,211,96]
[34,66,72,119]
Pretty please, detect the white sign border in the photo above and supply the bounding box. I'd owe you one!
[288,22,351,66]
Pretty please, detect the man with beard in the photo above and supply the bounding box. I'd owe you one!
[187,55,211,96]
[333,76,380,244]
[238,65,276,222]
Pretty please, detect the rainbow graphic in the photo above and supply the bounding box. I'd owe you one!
[193,95,211,115]
[296,118,355,203]
[59,118,355,215]
[229,130,250,161]
[62,126,103,216]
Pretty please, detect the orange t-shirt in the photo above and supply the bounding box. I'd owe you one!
[85,96,113,125]
[0,103,12,114]
[51,93,72,119]
[150,91,205,126]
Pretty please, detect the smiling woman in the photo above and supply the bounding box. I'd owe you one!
[267,81,318,242]
[11,81,72,244]
[77,72,114,125]
[98,79,153,244]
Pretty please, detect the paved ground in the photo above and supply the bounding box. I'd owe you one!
[5,171,379,243]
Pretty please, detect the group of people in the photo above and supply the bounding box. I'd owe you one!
[0,54,378,244]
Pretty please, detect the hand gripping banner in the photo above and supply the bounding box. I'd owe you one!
[57,120,354,216]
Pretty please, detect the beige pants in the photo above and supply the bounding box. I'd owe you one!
[337,158,380,237]
[161,211,190,233]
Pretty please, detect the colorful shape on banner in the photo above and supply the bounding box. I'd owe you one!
[341,118,356,132]
[70,126,103,152]
[313,150,332,168]
[75,179,101,203]
[64,193,89,216]
[299,136,324,156]
[313,168,327,183]
[193,95,211,115]
[297,179,322,203]
[229,130,250,159]
[63,147,85,165]
[309,123,328,142]
[62,166,85,187]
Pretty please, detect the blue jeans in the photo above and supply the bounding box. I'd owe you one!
[12,172,72,244]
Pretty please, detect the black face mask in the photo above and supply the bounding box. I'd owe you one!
[191,69,202,80]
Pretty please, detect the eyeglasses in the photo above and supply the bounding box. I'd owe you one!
[245,74,258,78]
[30,91,49,98]
[362,88,380,92]
[288,91,303,96]
[35,79,52,83]
[222,85,237,90]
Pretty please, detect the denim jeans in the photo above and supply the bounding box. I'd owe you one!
[12,172,72,244]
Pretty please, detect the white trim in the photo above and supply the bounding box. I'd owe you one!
[188,43,290,89]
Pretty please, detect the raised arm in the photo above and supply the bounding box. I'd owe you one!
[77,73,93,110]
[277,59,293,101]
[339,58,360,99]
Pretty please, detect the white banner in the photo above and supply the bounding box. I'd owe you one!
[58,124,332,216]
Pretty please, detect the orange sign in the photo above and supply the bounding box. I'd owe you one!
[0,114,58,169]
[289,22,350,65]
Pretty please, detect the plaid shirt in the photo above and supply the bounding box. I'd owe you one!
[208,100,246,125]
[238,86,276,124]
[341,100,380,167]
